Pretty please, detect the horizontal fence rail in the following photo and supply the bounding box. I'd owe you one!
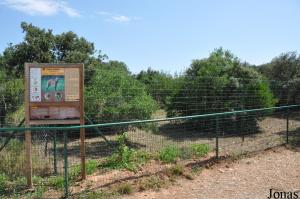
[1,104,299,132]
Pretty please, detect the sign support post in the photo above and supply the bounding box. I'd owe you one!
[79,65,86,180]
[24,64,33,188]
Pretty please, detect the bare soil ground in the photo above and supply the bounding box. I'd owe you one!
[123,146,300,199]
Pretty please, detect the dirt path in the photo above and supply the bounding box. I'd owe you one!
[124,147,300,199]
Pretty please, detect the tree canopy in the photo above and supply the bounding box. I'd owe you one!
[1,22,94,77]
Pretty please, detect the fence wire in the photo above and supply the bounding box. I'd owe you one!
[0,73,300,198]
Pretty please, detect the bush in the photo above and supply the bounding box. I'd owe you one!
[166,48,277,133]
[159,146,181,163]
[136,68,184,108]
[48,176,64,190]
[85,67,157,125]
[100,133,151,171]
[191,144,210,157]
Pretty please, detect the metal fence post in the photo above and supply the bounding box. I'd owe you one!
[286,108,289,144]
[53,131,57,175]
[215,116,219,160]
[63,131,69,198]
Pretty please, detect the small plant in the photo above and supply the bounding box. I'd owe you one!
[139,176,164,191]
[86,160,98,175]
[159,145,181,163]
[191,144,210,157]
[179,147,193,159]
[100,133,151,171]
[168,164,184,176]
[77,190,118,199]
[116,182,133,195]
[0,173,7,193]
[48,176,64,190]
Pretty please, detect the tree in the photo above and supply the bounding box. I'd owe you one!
[258,52,300,105]
[1,22,94,77]
[166,48,277,134]
[85,63,157,125]
[0,70,23,127]
[136,68,183,107]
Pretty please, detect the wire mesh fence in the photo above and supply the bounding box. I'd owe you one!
[0,72,300,198]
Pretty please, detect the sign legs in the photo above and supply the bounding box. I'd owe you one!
[25,130,33,188]
[80,126,86,180]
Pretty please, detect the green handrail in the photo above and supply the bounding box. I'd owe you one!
[0,105,299,132]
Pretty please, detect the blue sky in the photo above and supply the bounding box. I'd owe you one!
[0,0,299,74]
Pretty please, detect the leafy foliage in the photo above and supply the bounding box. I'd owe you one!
[159,145,181,163]
[100,133,151,171]
[85,65,158,123]
[258,52,300,105]
[166,48,277,133]
[136,68,184,107]
[191,144,210,157]
[1,22,94,77]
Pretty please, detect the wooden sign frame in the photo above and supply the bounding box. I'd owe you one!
[25,63,84,125]
[24,63,86,188]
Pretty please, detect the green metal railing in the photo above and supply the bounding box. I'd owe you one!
[0,104,298,198]
[0,105,299,133]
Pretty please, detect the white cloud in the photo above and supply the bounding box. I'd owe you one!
[112,15,131,22]
[2,0,80,17]
[95,10,140,23]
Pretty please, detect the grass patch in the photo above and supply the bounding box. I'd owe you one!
[100,133,151,171]
[191,144,210,157]
[0,173,7,193]
[70,159,99,179]
[138,176,164,191]
[0,139,51,178]
[168,164,184,176]
[76,190,119,199]
[48,176,64,190]
[159,145,181,163]
[116,182,133,195]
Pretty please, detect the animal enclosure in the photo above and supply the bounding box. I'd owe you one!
[0,70,300,198]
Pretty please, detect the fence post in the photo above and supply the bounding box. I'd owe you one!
[215,116,219,160]
[53,131,57,175]
[286,108,289,144]
[63,131,69,198]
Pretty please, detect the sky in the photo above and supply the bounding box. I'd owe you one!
[0,0,299,74]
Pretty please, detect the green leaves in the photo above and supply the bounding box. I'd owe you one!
[1,22,94,77]
[85,64,157,123]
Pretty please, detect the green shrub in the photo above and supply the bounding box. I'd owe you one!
[0,173,7,193]
[70,160,99,179]
[48,176,64,190]
[159,146,181,163]
[166,48,277,133]
[100,133,151,171]
[85,67,157,125]
[191,144,210,157]
[86,160,98,175]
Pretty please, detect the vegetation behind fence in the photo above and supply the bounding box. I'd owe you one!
[0,22,300,198]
